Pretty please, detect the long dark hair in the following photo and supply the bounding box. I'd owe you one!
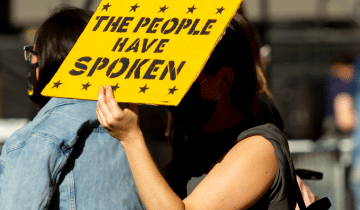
[234,15,273,101]
[34,7,93,105]
[165,13,259,198]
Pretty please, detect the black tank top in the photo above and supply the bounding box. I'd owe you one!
[185,123,298,209]
[236,123,297,210]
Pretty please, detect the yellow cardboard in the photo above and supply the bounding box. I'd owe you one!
[41,0,243,105]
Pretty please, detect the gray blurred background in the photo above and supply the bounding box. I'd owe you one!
[1,0,360,209]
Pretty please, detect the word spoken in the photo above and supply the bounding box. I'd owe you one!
[69,56,186,81]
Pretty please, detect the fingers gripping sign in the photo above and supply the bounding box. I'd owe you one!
[96,85,142,143]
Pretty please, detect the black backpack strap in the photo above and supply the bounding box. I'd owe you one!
[296,183,307,210]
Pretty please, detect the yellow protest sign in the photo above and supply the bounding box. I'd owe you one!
[41,0,243,105]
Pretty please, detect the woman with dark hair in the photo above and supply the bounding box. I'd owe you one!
[0,7,145,210]
[97,13,298,209]
[27,7,93,107]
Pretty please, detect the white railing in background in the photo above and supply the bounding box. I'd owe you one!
[289,138,354,210]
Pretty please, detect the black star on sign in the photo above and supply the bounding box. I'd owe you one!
[112,83,120,91]
[168,86,178,95]
[82,82,91,90]
[216,6,225,14]
[139,84,149,93]
[187,5,197,14]
[102,3,112,11]
[159,5,169,13]
[52,80,62,89]
[130,3,140,12]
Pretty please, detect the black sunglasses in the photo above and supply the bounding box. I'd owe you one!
[23,45,38,62]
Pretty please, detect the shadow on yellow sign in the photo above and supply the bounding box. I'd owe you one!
[41,0,243,105]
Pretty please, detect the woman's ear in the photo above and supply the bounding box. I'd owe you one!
[218,66,234,92]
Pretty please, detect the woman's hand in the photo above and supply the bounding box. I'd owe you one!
[96,85,142,144]
[97,86,184,210]
[295,175,316,210]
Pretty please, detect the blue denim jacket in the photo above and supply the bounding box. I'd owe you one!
[0,98,145,210]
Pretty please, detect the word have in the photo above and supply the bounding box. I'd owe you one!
[92,16,217,35]
[69,56,186,81]
[112,37,169,53]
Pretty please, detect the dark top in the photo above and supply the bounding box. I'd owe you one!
[169,118,297,209]
[237,123,297,210]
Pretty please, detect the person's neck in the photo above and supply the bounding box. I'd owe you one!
[203,94,245,134]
